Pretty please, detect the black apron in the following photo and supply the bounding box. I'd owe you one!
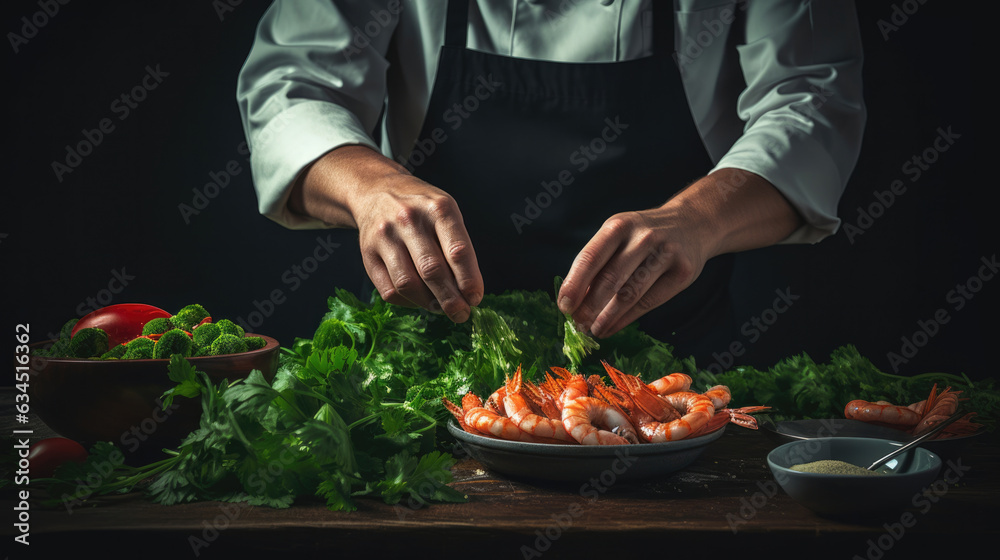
[407,0,735,362]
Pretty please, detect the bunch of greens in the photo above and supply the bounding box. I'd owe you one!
[38,285,996,512]
[689,345,1000,424]
[458,288,998,426]
[46,341,465,511]
[41,287,593,511]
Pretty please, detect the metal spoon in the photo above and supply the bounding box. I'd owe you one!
[865,410,965,471]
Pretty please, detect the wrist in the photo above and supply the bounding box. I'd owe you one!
[289,145,410,229]
[649,174,731,262]
[660,168,803,258]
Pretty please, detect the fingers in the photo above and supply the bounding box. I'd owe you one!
[432,201,484,310]
[586,246,669,336]
[559,220,627,305]
[362,243,434,309]
[592,262,695,337]
[405,230,473,321]
[359,186,483,322]
[558,213,701,338]
[558,217,633,326]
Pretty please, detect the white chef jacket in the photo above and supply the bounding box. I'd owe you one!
[236,0,866,244]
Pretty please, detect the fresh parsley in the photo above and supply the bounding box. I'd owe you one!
[35,286,996,512]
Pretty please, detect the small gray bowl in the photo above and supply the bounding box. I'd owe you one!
[767,437,942,516]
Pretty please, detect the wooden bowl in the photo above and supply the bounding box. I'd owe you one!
[27,335,280,464]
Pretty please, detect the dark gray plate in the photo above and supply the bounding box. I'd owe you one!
[447,420,725,482]
[761,418,911,442]
[760,417,985,460]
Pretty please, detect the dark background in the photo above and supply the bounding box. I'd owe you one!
[2,1,989,383]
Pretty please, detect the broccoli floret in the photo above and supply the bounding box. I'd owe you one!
[35,338,69,358]
[210,333,247,356]
[69,328,109,358]
[142,317,174,336]
[243,336,267,351]
[171,304,210,331]
[215,319,244,338]
[193,345,213,357]
[33,318,80,358]
[100,344,128,360]
[59,318,79,340]
[122,337,155,360]
[153,328,194,359]
[192,322,222,349]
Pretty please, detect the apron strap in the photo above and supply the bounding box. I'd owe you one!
[652,1,673,58]
[445,0,470,48]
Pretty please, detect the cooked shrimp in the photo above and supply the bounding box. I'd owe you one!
[602,361,690,398]
[558,374,591,406]
[602,362,681,422]
[444,391,562,443]
[587,373,642,419]
[503,366,576,442]
[442,395,477,435]
[561,396,639,445]
[466,406,564,443]
[442,393,497,437]
[844,399,921,427]
[847,383,983,439]
[906,383,939,415]
[485,385,509,416]
[548,366,575,382]
[648,372,692,396]
[702,385,732,409]
[931,412,982,438]
[637,391,715,442]
[912,385,961,435]
[689,405,772,438]
[535,369,572,414]
[522,380,562,419]
[446,363,760,445]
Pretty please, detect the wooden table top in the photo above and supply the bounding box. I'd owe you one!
[3,388,997,559]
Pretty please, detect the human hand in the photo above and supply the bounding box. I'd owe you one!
[556,207,709,338]
[556,169,803,337]
[290,145,483,322]
[354,174,484,322]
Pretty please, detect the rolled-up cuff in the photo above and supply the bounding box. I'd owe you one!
[712,127,844,245]
[250,100,380,230]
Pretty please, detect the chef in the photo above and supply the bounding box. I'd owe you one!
[236,0,865,361]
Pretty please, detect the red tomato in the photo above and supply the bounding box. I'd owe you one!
[28,437,89,478]
[71,303,171,347]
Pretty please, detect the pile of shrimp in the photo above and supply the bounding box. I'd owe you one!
[844,384,982,439]
[443,361,769,445]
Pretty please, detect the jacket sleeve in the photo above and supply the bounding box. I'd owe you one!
[699,0,867,244]
[236,1,399,229]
